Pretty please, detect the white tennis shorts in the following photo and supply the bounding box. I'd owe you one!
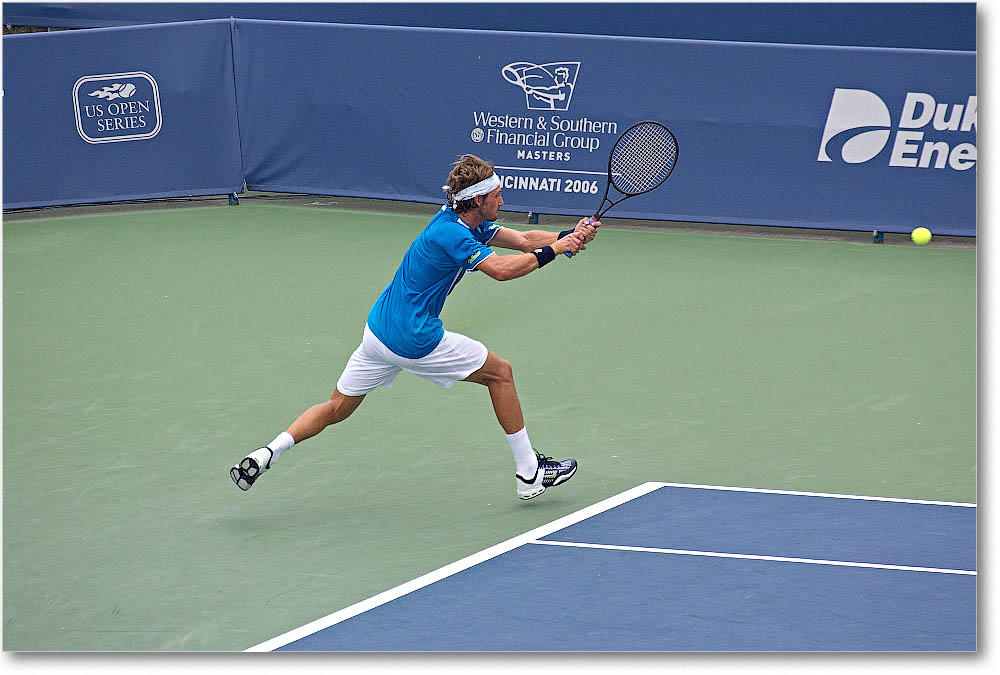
[336,324,489,396]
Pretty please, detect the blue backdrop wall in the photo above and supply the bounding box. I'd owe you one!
[2,20,244,208]
[2,17,977,235]
[2,2,977,51]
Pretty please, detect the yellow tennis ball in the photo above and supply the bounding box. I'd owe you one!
[911,227,932,245]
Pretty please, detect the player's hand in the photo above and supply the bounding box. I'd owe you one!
[553,232,585,256]
[576,217,600,244]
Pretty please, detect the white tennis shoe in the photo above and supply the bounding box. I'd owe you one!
[230,447,273,491]
[516,451,578,500]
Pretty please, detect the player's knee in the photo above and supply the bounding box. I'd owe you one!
[328,391,363,424]
[331,400,352,423]
[468,353,515,387]
[494,356,514,384]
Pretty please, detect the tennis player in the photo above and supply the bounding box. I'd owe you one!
[231,154,599,500]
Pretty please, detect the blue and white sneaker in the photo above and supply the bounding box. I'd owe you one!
[516,451,578,500]
[230,447,273,491]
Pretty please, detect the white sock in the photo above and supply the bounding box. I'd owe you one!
[266,431,295,463]
[506,428,538,479]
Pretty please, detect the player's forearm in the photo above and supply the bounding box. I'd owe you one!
[480,237,578,280]
[518,229,561,252]
[481,253,543,281]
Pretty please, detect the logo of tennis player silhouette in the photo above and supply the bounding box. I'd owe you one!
[502,62,580,111]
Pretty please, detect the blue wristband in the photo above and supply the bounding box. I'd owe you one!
[531,246,556,267]
[558,229,575,239]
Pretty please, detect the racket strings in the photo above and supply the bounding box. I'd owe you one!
[610,123,678,195]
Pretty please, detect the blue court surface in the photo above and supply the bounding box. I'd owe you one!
[250,483,976,652]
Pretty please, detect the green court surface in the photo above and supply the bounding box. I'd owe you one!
[2,202,976,651]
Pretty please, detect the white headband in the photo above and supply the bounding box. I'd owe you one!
[443,173,502,205]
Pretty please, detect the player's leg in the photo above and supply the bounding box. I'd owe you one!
[230,326,399,492]
[463,351,577,500]
[230,390,366,492]
[286,390,366,442]
[462,350,523,433]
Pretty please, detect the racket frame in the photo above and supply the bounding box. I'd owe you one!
[592,120,678,220]
[567,120,678,257]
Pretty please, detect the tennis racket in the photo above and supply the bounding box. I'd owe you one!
[565,120,678,257]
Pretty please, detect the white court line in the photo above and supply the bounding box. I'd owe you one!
[649,481,976,508]
[529,540,977,576]
[246,481,667,651]
[247,481,975,651]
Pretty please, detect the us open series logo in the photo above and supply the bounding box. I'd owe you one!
[73,71,162,144]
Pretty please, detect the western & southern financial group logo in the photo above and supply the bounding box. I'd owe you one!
[818,87,976,170]
[502,62,580,111]
[73,72,162,144]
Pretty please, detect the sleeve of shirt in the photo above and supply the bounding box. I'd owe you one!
[479,222,501,244]
[437,224,496,271]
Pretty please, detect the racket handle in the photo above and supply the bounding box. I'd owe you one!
[564,216,598,258]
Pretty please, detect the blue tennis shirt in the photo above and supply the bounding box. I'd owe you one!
[367,206,499,358]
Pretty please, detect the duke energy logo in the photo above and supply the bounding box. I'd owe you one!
[502,62,580,111]
[818,88,976,170]
[73,72,162,144]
